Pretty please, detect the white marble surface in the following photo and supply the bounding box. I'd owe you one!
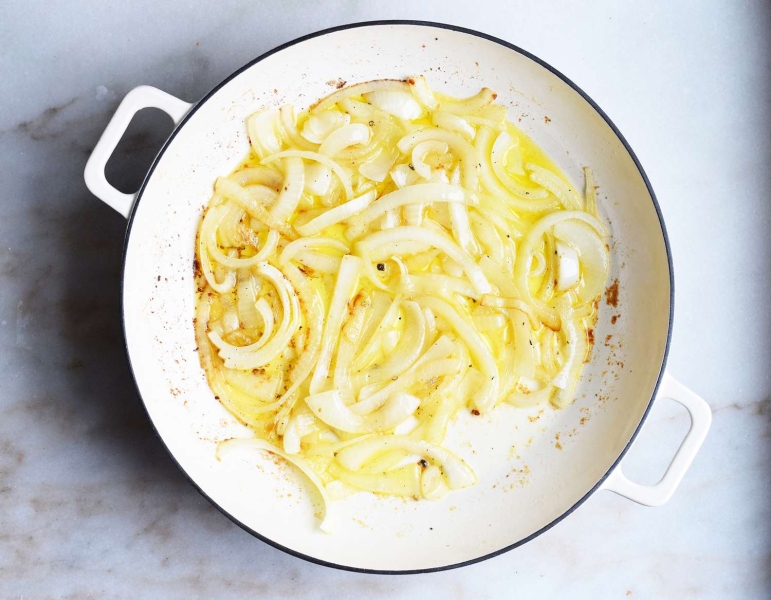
[1,0,769,597]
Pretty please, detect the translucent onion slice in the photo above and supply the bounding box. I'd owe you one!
[346,183,475,239]
[359,146,399,183]
[198,206,236,293]
[397,128,478,190]
[209,263,300,369]
[355,301,426,389]
[526,163,584,210]
[333,291,371,402]
[555,240,580,291]
[309,255,362,394]
[306,389,420,433]
[279,104,318,151]
[553,219,610,302]
[270,157,305,223]
[436,87,497,115]
[312,79,411,113]
[363,90,423,120]
[421,464,450,500]
[479,294,539,330]
[475,127,554,207]
[507,380,554,408]
[215,177,297,240]
[279,236,349,266]
[236,273,262,329]
[301,110,348,144]
[491,131,526,191]
[246,108,282,157]
[510,309,536,378]
[222,367,281,400]
[411,140,448,179]
[295,189,376,237]
[304,162,332,196]
[261,150,353,201]
[514,210,606,328]
[328,462,421,497]
[354,226,492,295]
[351,294,403,372]
[408,75,440,110]
[390,163,422,189]
[551,298,588,408]
[319,123,371,157]
[584,167,599,218]
[230,166,283,190]
[292,250,341,274]
[415,296,499,413]
[431,110,476,141]
[217,438,332,532]
[397,273,480,300]
[336,436,477,490]
[351,336,456,415]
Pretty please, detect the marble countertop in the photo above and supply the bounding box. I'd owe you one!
[1,1,769,597]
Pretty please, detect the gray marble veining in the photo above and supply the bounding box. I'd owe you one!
[1,0,770,598]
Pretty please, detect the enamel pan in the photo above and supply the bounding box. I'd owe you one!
[84,21,711,573]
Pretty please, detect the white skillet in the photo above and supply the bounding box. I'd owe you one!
[84,21,711,573]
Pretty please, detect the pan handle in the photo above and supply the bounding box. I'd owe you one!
[601,372,711,506]
[84,86,192,218]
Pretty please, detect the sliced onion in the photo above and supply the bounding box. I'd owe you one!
[397,128,478,190]
[584,167,599,218]
[351,294,403,371]
[526,163,583,210]
[408,75,440,110]
[261,150,353,200]
[246,108,282,157]
[336,436,477,490]
[364,90,423,120]
[209,263,300,369]
[354,226,492,295]
[553,219,610,302]
[198,206,236,293]
[432,110,475,141]
[269,157,305,223]
[346,183,475,239]
[415,296,499,413]
[301,109,348,144]
[304,162,332,196]
[319,123,371,157]
[491,130,529,197]
[421,464,450,500]
[306,389,420,433]
[328,462,421,497]
[514,210,606,329]
[355,301,426,389]
[230,166,283,190]
[390,163,422,189]
[437,87,497,115]
[309,255,362,394]
[312,79,411,113]
[507,380,554,408]
[236,273,262,329]
[295,189,376,237]
[279,236,349,266]
[351,336,456,415]
[397,273,480,300]
[359,146,399,183]
[279,104,318,150]
[551,297,588,407]
[217,438,332,532]
[555,240,580,291]
[411,140,448,179]
[215,177,297,240]
[475,127,554,208]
